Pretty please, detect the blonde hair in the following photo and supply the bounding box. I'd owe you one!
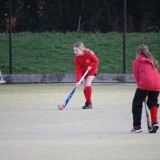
[136,44,159,70]
[73,42,86,50]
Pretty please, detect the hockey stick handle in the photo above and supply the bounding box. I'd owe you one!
[61,68,90,108]
[144,102,151,130]
[77,68,90,86]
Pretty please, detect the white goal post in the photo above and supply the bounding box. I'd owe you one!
[0,70,6,84]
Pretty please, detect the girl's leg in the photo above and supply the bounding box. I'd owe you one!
[84,75,95,103]
[147,91,159,133]
[83,78,87,102]
[82,75,95,109]
[132,88,148,127]
[147,91,159,124]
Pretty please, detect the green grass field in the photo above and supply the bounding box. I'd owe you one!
[0,32,160,74]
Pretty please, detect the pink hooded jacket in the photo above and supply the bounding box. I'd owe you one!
[132,55,160,91]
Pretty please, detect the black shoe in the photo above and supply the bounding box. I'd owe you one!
[149,122,159,133]
[131,126,143,133]
[82,102,93,109]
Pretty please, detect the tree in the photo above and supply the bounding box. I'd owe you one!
[1,0,160,33]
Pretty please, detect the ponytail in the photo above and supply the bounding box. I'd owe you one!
[136,44,159,70]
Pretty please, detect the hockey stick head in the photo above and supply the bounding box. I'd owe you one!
[57,104,64,110]
[56,69,89,110]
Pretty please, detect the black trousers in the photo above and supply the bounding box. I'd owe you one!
[132,88,159,127]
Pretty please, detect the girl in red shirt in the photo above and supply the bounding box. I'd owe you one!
[131,44,160,133]
[73,42,99,109]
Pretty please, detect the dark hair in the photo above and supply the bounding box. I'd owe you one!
[136,44,159,70]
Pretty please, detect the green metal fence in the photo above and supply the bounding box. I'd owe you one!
[0,0,160,75]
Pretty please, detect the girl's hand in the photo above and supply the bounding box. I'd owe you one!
[76,82,80,87]
[87,66,92,70]
[144,96,148,102]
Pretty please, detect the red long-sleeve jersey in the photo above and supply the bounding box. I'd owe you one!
[74,49,99,82]
[132,55,160,91]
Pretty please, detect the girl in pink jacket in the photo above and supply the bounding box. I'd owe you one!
[131,44,160,133]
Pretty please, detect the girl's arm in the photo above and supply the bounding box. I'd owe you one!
[88,52,99,68]
[132,61,139,84]
[74,58,83,82]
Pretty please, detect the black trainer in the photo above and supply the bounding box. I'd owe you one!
[149,122,159,133]
[82,102,93,109]
[131,126,143,133]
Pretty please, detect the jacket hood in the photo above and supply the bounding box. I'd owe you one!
[137,55,152,64]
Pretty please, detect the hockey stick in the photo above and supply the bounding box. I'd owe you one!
[144,102,152,131]
[57,68,90,110]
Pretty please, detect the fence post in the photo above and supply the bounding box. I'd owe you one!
[9,0,12,74]
[123,0,126,74]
